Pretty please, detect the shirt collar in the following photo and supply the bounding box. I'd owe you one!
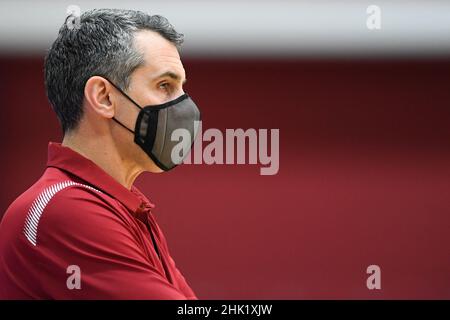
[46,142,155,213]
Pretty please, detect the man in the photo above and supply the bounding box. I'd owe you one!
[0,9,200,299]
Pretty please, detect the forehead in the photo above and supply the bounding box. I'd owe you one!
[133,30,185,77]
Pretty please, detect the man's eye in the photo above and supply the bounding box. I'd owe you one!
[159,82,170,90]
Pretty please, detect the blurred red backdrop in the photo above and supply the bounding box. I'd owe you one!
[0,56,449,299]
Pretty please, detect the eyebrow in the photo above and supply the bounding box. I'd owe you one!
[154,71,187,84]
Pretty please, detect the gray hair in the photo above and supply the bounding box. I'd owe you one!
[44,8,184,134]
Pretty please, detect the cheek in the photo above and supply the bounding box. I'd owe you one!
[134,86,167,106]
[118,101,140,131]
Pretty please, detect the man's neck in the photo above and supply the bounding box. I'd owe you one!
[61,132,142,190]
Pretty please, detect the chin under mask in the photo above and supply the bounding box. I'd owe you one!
[104,78,201,171]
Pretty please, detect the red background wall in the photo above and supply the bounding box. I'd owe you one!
[1,56,449,299]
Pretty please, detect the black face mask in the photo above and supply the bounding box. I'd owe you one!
[104,77,201,171]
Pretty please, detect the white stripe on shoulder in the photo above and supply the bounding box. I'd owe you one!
[23,180,102,246]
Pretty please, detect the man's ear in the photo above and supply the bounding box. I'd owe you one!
[84,76,115,119]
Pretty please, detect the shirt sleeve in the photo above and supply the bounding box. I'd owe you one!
[167,255,198,299]
[153,221,198,300]
[35,185,189,299]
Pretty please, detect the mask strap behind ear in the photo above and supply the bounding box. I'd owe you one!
[99,75,143,111]
[97,75,141,134]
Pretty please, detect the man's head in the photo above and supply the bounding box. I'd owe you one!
[44,9,188,173]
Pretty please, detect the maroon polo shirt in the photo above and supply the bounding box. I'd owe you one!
[0,142,197,299]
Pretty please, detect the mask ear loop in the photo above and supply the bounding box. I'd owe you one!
[97,75,143,134]
[112,118,135,134]
[100,75,144,111]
